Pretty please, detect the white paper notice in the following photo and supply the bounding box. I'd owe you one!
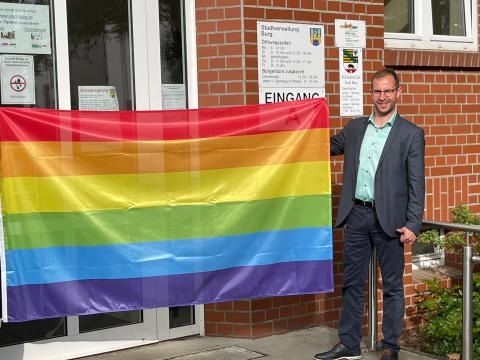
[257,21,325,104]
[78,86,119,111]
[339,48,363,117]
[1,54,35,104]
[162,84,186,110]
[0,3,51,54]
[335,19,366,49]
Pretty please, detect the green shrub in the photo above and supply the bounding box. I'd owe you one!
[416,274,480,357]
[417,204,480,255]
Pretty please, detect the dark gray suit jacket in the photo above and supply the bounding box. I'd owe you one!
[331,115,425,237]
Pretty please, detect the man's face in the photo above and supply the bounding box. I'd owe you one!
[371,75,401,117]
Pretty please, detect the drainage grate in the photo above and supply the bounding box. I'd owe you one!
[163,345,267,360]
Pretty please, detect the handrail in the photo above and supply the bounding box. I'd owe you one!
[420,220,479,360]
[422,220,480,234]
[367,220,479,357]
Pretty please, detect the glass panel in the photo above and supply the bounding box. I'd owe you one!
[67,0,141,333]
[0,318,66,347]
[169,306,195,329]
[384,0,415,33]
[79,310,142,333]
[67,0,133,110]
[431,0,466,36]
[159,0,187,109]
[0,0,56,108]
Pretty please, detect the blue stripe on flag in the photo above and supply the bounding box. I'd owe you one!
[7,227,332,286]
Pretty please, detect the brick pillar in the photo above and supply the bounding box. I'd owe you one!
[197,0,388,339]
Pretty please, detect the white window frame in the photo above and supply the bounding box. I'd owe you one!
[385,0,478,51]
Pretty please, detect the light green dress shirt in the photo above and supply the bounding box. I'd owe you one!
[354,111,397,202]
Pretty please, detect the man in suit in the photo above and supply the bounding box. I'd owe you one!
[314,68,425,360]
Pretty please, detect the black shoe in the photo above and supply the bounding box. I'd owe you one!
[380,348,398,360]
[314,342,361,360]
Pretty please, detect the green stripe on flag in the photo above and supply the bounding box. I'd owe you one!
[5,194,331,250]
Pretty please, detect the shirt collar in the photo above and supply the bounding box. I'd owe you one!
[368,110,397,128]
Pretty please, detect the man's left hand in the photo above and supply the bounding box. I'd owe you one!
[396,227,416,245]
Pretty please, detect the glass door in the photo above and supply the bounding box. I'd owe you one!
[0,0,201,359]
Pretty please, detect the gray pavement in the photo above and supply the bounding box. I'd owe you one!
[79,326,436,360]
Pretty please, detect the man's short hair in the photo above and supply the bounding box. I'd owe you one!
[371,68,400,88]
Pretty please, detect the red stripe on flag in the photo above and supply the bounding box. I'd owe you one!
[0,98,328,142]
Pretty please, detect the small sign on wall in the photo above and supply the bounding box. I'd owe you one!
[339,48,363,117]
[335,19,366,117]
[334,19,366,48]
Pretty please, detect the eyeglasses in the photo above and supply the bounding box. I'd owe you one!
[371,88,398,97]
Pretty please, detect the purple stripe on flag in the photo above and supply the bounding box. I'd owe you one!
[7,260,333,322]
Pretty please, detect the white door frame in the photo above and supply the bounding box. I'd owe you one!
[1,0,202,358]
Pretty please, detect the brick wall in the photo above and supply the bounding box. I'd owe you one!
[196,0,480,340]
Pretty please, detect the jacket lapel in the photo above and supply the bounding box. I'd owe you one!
[377,115,402,168]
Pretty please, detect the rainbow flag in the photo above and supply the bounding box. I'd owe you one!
[0,99,332,322]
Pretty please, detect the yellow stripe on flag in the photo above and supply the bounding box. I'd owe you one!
[3,161,331,214]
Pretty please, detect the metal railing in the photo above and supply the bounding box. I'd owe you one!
[367,220,480,359]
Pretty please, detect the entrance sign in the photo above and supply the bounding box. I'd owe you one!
[257,21,325,104]
[79,86,119,111]
[260,87,323,104]
[0,3,51,54]
[0,99,333,323]
[0,54,35,104]
[339,48,363,116]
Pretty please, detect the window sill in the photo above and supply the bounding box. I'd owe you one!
[384,48,480,68]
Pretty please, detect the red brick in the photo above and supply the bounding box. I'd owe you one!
[207,8,225,19]
[217,323,234,336]
[216,0,241,5]
[293,10,319,21]
[233,324,251,337]
[252,298,273,310]
[205,310,225,322]
[218,44,243,56]
[225,7,241,18]
[287,0,300,7]
[226,312,250,323]
[272,295,301,306]
[217,19,242,31]
[197,0,215,6]
[273,319,288,333]
[252,311,266,322]
[252,322,273,338]
[215,301,233,310]
[219,94,244,105]
[244,6,265,18]
[265,8,293,19]
[279,306,293,317]
[300,0,313,9]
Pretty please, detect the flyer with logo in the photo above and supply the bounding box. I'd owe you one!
[0,54,35,104]
[0,3,51,54]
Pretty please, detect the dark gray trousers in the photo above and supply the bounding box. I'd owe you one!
[338,205,405,353]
